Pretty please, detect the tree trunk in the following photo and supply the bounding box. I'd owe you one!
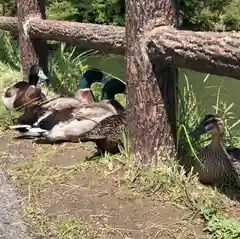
[17,0,48,81]
[125,0,178,166]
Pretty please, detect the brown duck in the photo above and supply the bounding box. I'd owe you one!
[2,65,48,110]
[189,114,240,188]
[80,110,128,154]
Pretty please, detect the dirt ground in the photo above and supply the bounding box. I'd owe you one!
[0,131,228,239]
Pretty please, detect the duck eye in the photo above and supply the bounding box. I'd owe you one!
[205,123,215,131]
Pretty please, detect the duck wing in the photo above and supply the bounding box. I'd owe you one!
[70,102,117,122]
[36,108,74,131]
[81,114,126,140]
[40,97,83,111]
[225,148,240,187]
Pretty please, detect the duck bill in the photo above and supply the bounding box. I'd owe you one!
[37,69,48,80]
[188,124,205,137]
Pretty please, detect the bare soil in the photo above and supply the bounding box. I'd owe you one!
[0,131,213,238]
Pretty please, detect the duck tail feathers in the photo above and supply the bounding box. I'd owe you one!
[26,127,48,135]
[9,124,48,137]
[9,124,32,132]
[21,127,48,137]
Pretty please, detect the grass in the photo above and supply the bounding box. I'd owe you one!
[201,204,240,239]
[8,145,77,187]
[5,138,238,238]
[0,29,240,238]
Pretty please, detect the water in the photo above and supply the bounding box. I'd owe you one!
[86,53,240,117]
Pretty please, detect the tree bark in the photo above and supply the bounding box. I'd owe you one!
[1,17,240,79]
[17,0,48,81]
[28,18,125,55]
[126,0,177,166]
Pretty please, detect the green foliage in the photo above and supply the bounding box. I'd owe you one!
[201,204,240,239]
[77,0,124,25]
[46,0,79,20]
[48,43,98,96]
[180,0,240,31]
[223,0,240,31]
[0,31,20,70]
[46,0,124,25]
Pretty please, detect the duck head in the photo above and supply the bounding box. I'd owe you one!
[79,68,107,89]
[101,77,126,100]
[100,78,126,112]
[29,65,48,86]
[2,64,48,110]
[188,114,224,138]
[75,68,108,103]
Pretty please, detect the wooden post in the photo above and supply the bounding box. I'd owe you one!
[126,0,178,166]
[17,0,48,81]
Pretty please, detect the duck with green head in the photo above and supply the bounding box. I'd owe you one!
[2,64,48,110]
[101,77,126,100]
[75,68,107,103]
[10,78,126,142]
[41,68,108,111]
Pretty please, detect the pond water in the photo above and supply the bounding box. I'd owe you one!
[85,53,240,131]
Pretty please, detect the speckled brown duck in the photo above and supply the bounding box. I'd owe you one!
[80,110,128,154]
[189,114,240,188]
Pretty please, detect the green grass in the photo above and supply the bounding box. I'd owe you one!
[201,204,240,239]
[54,217,111,238]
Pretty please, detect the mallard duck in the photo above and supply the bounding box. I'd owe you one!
[10,78,126,142]
[37,68,108,111]
[18,100,124,142]
[80,110,128,154]
[74,68,107,102]
[101,77,126,100]
[2,64,48,110]
[188,114,240,187]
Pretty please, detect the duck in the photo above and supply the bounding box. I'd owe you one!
[188,114,240,188]
[100,77,126,100]
[80,110,128,154]
[2,64,48,110]
[10,78,126,142]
